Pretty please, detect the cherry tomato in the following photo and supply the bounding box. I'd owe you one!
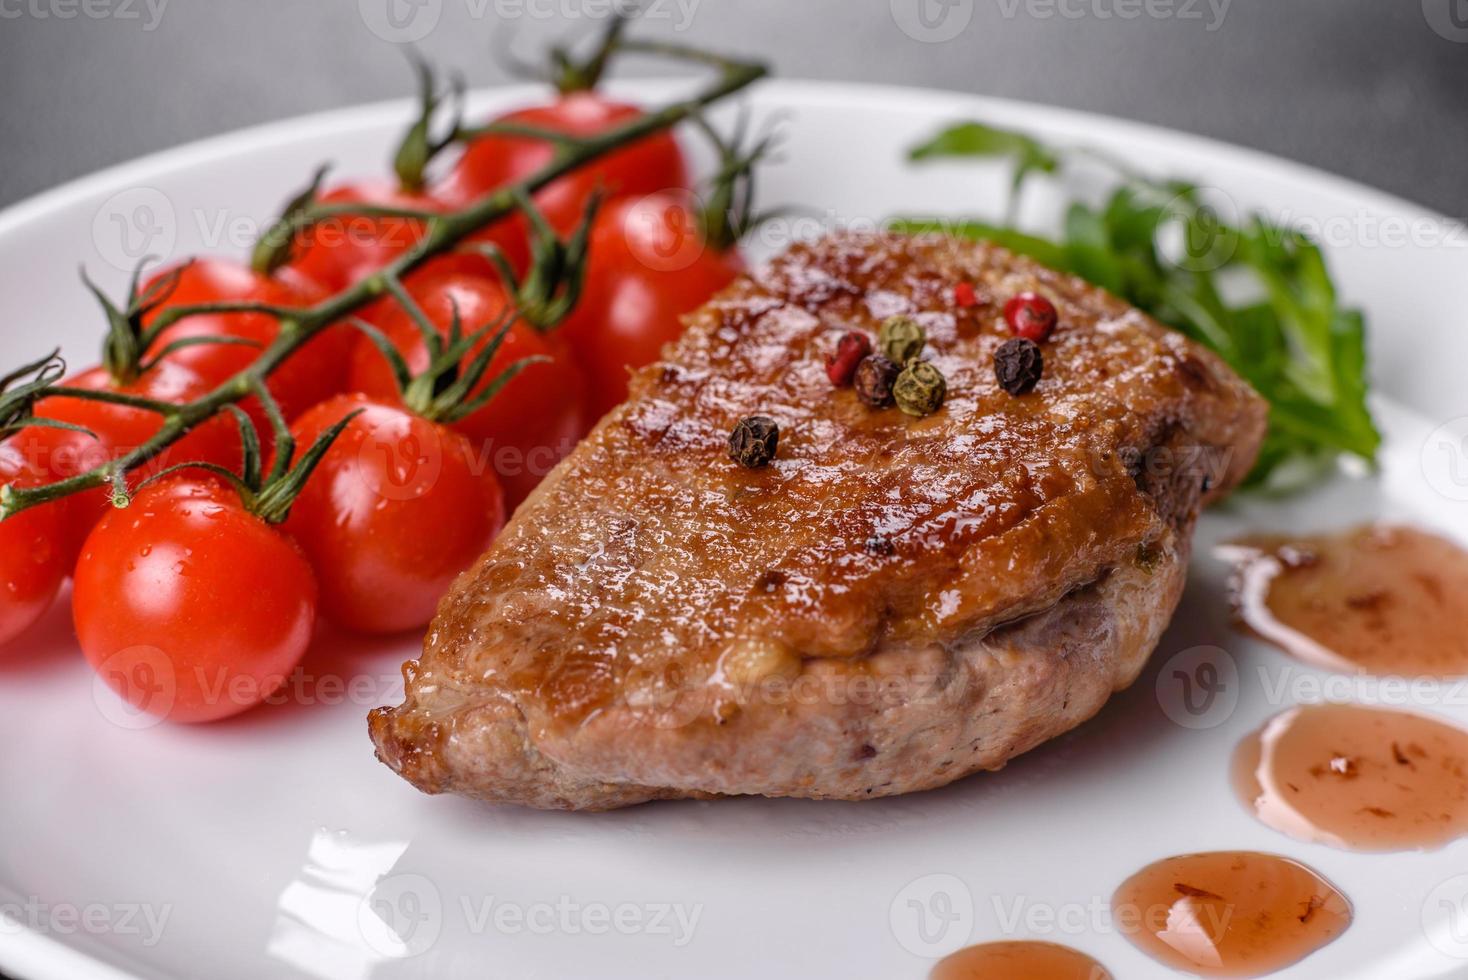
[143,258,347,425]
[352,253,499,331]
[285,394,505,633]
[286,180,435,292]
[16,360,243,566]
[0,441,67,648]
[281,179,531,292]
[347,268,588,507]
[74,476,318,724]
[437,92,688,241]
[559,192,744,417]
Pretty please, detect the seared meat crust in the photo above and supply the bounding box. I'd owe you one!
[370,232,1266,810]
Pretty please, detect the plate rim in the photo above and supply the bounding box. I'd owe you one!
[0,77,1456,242]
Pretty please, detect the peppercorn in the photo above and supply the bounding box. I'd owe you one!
[728,416,779,468]
[893,360,947,417]
[1003,292,1058,343]
[825,330,873,387]
[994,338,1043,395]
[854,354,900,407]
[878,315,925,364]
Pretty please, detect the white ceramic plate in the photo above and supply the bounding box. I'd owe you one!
[3,78,1467,980]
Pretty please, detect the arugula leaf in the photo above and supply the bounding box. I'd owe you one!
[897,121,1381,489]
[908,122,1061,217]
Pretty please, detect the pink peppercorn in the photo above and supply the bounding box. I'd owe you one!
[1003,292,1059,342]
[825,330,873,387]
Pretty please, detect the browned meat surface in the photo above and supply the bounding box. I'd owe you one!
[369,232,1266,810]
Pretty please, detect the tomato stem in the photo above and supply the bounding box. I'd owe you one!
[250,166,330,277]
[358,278,547,427]
[476,187,600,333]
[393,54,465,193]
[250,407,364,525]
[549,12,630,95]
[691,110,786,254]
[0,350,68,438]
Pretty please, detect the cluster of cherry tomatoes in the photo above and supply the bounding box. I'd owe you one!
[0,80,747,723]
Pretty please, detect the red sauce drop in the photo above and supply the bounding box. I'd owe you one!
[1219,524,1468,677]
[930,941,1111,980]
[1233,702,1468,852]
[1112,851,1350,977]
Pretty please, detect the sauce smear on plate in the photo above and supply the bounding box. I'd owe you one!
[1233,702,1468,852]
[1219,524,1468,676]
[930,941,1111,979]
[1112,851,1350,977]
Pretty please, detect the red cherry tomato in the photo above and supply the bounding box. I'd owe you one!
[16,360,243,565]
[74,476,318,724]
[352,253,500,331]
[347,269,588,507]
[437,92,688,241]
[282,180,528,293]
[0,442,67,648]
[285,180,439,293]
[285,394,505,633]
[143,258,348,425]
[559,192,744,417]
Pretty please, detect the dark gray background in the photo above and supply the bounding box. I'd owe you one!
[0,1,1464,214]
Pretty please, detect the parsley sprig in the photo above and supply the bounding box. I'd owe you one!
[897,121,1381,489]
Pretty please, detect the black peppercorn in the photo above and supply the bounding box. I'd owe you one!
[728,416,779,468]
[994,338,1044,395]
[854,354,900,407]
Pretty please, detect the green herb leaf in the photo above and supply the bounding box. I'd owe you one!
[908,121,1061,206]
[898,120,1381,489]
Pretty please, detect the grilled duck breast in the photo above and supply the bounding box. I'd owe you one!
[369,232,1266,810]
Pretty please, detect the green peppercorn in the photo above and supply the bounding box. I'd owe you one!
[893,360,947,417]
[878,315,925,364]
[728,415,779,468]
